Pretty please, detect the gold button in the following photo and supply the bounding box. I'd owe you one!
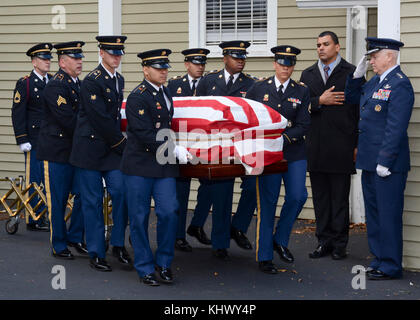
[108,99,111,102]
[59,134,63,137]
[32,125,35,128]
[91,135,94,138]
[158,115,161,118]
[278,104,281,108]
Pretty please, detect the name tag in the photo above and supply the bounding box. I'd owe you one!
[372,89,391,101]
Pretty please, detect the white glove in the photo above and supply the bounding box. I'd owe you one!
[19,142,32,152]
[376,164,391,177]
[353,55,369,79]
[174,145,192,164]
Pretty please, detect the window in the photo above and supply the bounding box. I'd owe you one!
[189,0,277,57]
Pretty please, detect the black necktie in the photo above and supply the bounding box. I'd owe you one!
[278,84,284,98]
[112,76,118,93]
[76,78,80,89]
[42,77,47,84]
[191,79,197,95]
[159,88,168,110]
[226,75,234,91]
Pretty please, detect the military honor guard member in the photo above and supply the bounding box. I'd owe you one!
[11,43,53,232]
[167,47,212,252]
[121,49,192,286]
[194,40,257,260]
[37,41,86,259]
[247,45,310,273]
[300,31,359,260]
[70,36,130,271]
[346,37,414,280]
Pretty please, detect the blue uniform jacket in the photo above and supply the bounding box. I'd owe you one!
[70,64,126,171]
[246,76,311,162]
[120,80,178,178]
[167,74,196,97]
[345,66,414,172]
[11,71,52,148]
[36,68,80,163]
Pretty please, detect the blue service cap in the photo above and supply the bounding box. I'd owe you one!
[219,40,250,59]
[270,45,301,66]
[365,37,404,55]
[138,49,172,69]
[26,43,53,60]
[181,48,210,64]
[96,35,127,56]
[54,41,85,58]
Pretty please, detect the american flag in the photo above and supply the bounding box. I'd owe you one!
[121,96,288,174]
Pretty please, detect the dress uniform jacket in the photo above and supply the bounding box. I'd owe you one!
[37,68,80,163]
[345,65,414,172]
[246,76,311,162]
[120,80,178,178]
[12,71,52,149]
[300,59,359,173]
[168,74,196,97]
[70,63,126,171]
[196,69,255,97]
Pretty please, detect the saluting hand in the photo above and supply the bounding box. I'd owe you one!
[319,86,345,106]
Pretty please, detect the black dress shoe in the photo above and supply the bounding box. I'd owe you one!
[273,242,294,263]
[112,246,132,265]
[187,225,211,245]
[331,247,347,260]
[155,266,173,284]
[258,260,279,274]
[141,273,160,286]
[212,248,230,261]
[309,244,333,259]
[27,223,50,232]
[175,238,192,252]
[367,269,394,280]
[52,248,74,260]
[68,242,88,255]
[90,257,112,272]
[230,227,252,250]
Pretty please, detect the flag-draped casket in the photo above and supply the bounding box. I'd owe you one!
[120,96,288,177]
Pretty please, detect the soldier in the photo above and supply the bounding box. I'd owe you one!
[195,40,257,260]
[70,36,130,272]
[121,49,191,286]
[247,45,311,273]
[11,43,53,232]
[37,41,86,259]
[346,37,414,280]
[167,48,212,252]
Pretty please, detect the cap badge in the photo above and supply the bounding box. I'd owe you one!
[116,38,121,43]
[240,42,245,48]
[286,47,291,53]
[162,50,166,56]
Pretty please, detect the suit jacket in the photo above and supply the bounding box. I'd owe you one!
[246,77,311,162]
[300,58,359,173]
[196,69,256,97]
[11,71,52,148]
[120,80,178,178]
[345,66,414,172]
[36,68,80,163]
[70,64,126,171]
[167,74,197,97]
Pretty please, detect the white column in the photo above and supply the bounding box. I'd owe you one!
[98,0,121,36]
[377,0,400,39]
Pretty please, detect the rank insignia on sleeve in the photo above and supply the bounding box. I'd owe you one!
[91,95,96,100]
[14,91,21,103]
[57,95,67,106]
[139,109,145,115]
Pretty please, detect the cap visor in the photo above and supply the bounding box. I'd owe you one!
[150,62,171,69]
[365,48,380,55]
[36,54,52,60]
[190,59,206,64]
[230,53,247,59]
[105,49,125,56]
[67,53,85,59]
[276,58,295,66]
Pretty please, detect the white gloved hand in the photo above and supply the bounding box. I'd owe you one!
[19,142,32,153]
[353,55,369,79]
[174,145,192,164]
[376,164,391,177]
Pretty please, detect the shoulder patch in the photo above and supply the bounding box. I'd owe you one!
[245,73,258,80]
[206,69,219,75]
[138,84,147,94]
[171,75,182,80]
[53,73,64,81]
[87,69,102,80]
[18,75,30,83]
[298,81,307,87]
[397,73,404,79]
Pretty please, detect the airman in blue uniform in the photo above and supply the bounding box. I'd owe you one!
[194,40,257,260]
[70,36,130,271]
[122,49,191,286]
[248,45,311,273]
[11,43,53,232]
[37,41,86,259]
[345,37,414,280]
[167,48,212,252]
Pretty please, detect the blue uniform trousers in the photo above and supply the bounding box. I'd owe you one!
[124,175,178,277]
[24,148,45,225]
[190,179,212,228]
[232,176,257,232]
[256,160,308,262]
[43,161,84,254]
[75,168,127,259]
[175,177,191,239]
[361,170,407,278]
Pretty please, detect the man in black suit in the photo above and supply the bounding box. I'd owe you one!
[300,31,359,260]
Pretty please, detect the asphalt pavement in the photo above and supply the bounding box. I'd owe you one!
[0,212,419,301]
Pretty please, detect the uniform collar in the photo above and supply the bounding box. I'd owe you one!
[33,69,48,83]
[101,62,117,78]
[224,69,240,84]
[187,74,201,88]
[145,79,163,92]
[274,76,290,92]
[379,64,399,83]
